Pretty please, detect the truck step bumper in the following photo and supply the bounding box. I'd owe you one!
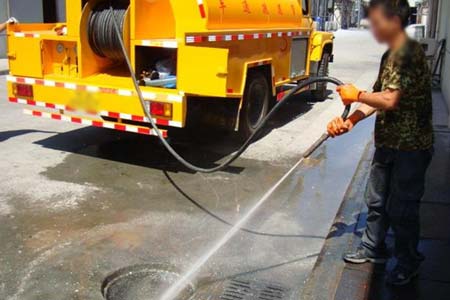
[23,108,167,137]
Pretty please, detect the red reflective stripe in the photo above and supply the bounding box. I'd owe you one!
[8,97,18,103]
[227,88,234,93]
[55,82,65,88]
[108,112,120,118]
[92,121,103,127]
[100,87,117,94]
[114,124,126,131]
[35,79,45,85]
[277,91,285,101]
[132,115,145,122]
[32,111,42,117]
[138,128,151,135]
[27,100,36,105]
[16,78,26,83]
[156,119,169,126]
[86,109,97,115]
[198,4,206,18]
[71,117,82,123]
[51,114,61,120]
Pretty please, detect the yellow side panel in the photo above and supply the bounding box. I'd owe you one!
[66,0,83,37]
[178,46,229,97]
[206,0,302,29]
[7,38,43,78]
[132,0,176,40]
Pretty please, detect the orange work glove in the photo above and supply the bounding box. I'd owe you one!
[327,116,357,138]
[336,84,364,106]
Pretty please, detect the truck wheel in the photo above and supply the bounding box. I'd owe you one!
[311,52,330,101]
[239,72,270,139]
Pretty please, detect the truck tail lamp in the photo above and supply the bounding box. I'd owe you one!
[149,101,172,118]
[13,83,34,98]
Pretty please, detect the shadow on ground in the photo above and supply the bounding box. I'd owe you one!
[0,129,57,142]
[33,91,323,174]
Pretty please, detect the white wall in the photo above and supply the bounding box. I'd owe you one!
[437,0,450,126]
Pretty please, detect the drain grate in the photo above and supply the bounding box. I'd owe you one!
[220,279,288,300]
[191,279,290,300]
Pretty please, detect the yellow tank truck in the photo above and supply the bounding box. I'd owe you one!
[5,0,334,138]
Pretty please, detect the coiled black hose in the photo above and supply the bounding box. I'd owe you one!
[105,4,350,173]
[88,1,129,61]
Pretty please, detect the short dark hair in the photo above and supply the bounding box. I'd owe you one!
[369,0,411,28]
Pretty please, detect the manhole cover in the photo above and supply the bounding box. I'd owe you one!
[101,264,195,300]
[191,279,290,300]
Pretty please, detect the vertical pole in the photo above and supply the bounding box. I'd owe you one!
[357,0,361,28]
[6,0,10,18]
[428,0,440,38]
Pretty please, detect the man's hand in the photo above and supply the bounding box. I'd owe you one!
[327,117,355,137]
[337,84,364,106]
[7,17,18,24]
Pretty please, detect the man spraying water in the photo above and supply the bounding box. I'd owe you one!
[327,0,433,286]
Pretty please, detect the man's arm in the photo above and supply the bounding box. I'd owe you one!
[358,88,401,110]
[327,103,376,137]
[337,84,401,111]
[0,18,18,33]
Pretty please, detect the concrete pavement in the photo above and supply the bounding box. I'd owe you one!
[0,30,385,300]
[0,58,8,75]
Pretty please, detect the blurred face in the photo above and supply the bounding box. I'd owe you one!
[369,6,402,43]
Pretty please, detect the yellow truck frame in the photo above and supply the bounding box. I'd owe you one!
[6,0,334,138]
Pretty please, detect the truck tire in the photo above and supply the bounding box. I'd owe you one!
[239,72,270,139]
[311,52,330,101]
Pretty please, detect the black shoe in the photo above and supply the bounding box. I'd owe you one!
[343,246,388,264]
[386,264,419,286]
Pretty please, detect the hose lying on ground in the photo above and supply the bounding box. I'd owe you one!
[106,4,350,173]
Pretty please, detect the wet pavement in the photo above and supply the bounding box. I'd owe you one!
[0,30,385,300]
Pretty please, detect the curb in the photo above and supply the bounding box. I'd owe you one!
[301,140,374,300]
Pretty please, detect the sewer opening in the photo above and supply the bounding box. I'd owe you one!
[190,279,290,300]
[101,263,195,300]
[219,279,289,300]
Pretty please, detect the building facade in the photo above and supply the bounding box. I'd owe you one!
[436,0,449,125]
[0,0,66,58]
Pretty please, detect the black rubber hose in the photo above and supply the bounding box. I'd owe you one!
[107,5,350,173]
[88,2,128,60]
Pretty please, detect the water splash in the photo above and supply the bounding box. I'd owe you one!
[160,158,305,300]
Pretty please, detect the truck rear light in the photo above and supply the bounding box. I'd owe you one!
[149,102,172,118]
[13,84,34,98]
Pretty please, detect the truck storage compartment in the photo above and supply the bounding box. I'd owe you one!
[135,46,177,89]
[42,40,79,78]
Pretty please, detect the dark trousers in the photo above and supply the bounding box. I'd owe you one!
[361,147,432,268]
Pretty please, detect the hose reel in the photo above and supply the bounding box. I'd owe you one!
[88,0,130,61]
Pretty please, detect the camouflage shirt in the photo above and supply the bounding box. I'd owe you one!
[373,38,433,151]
